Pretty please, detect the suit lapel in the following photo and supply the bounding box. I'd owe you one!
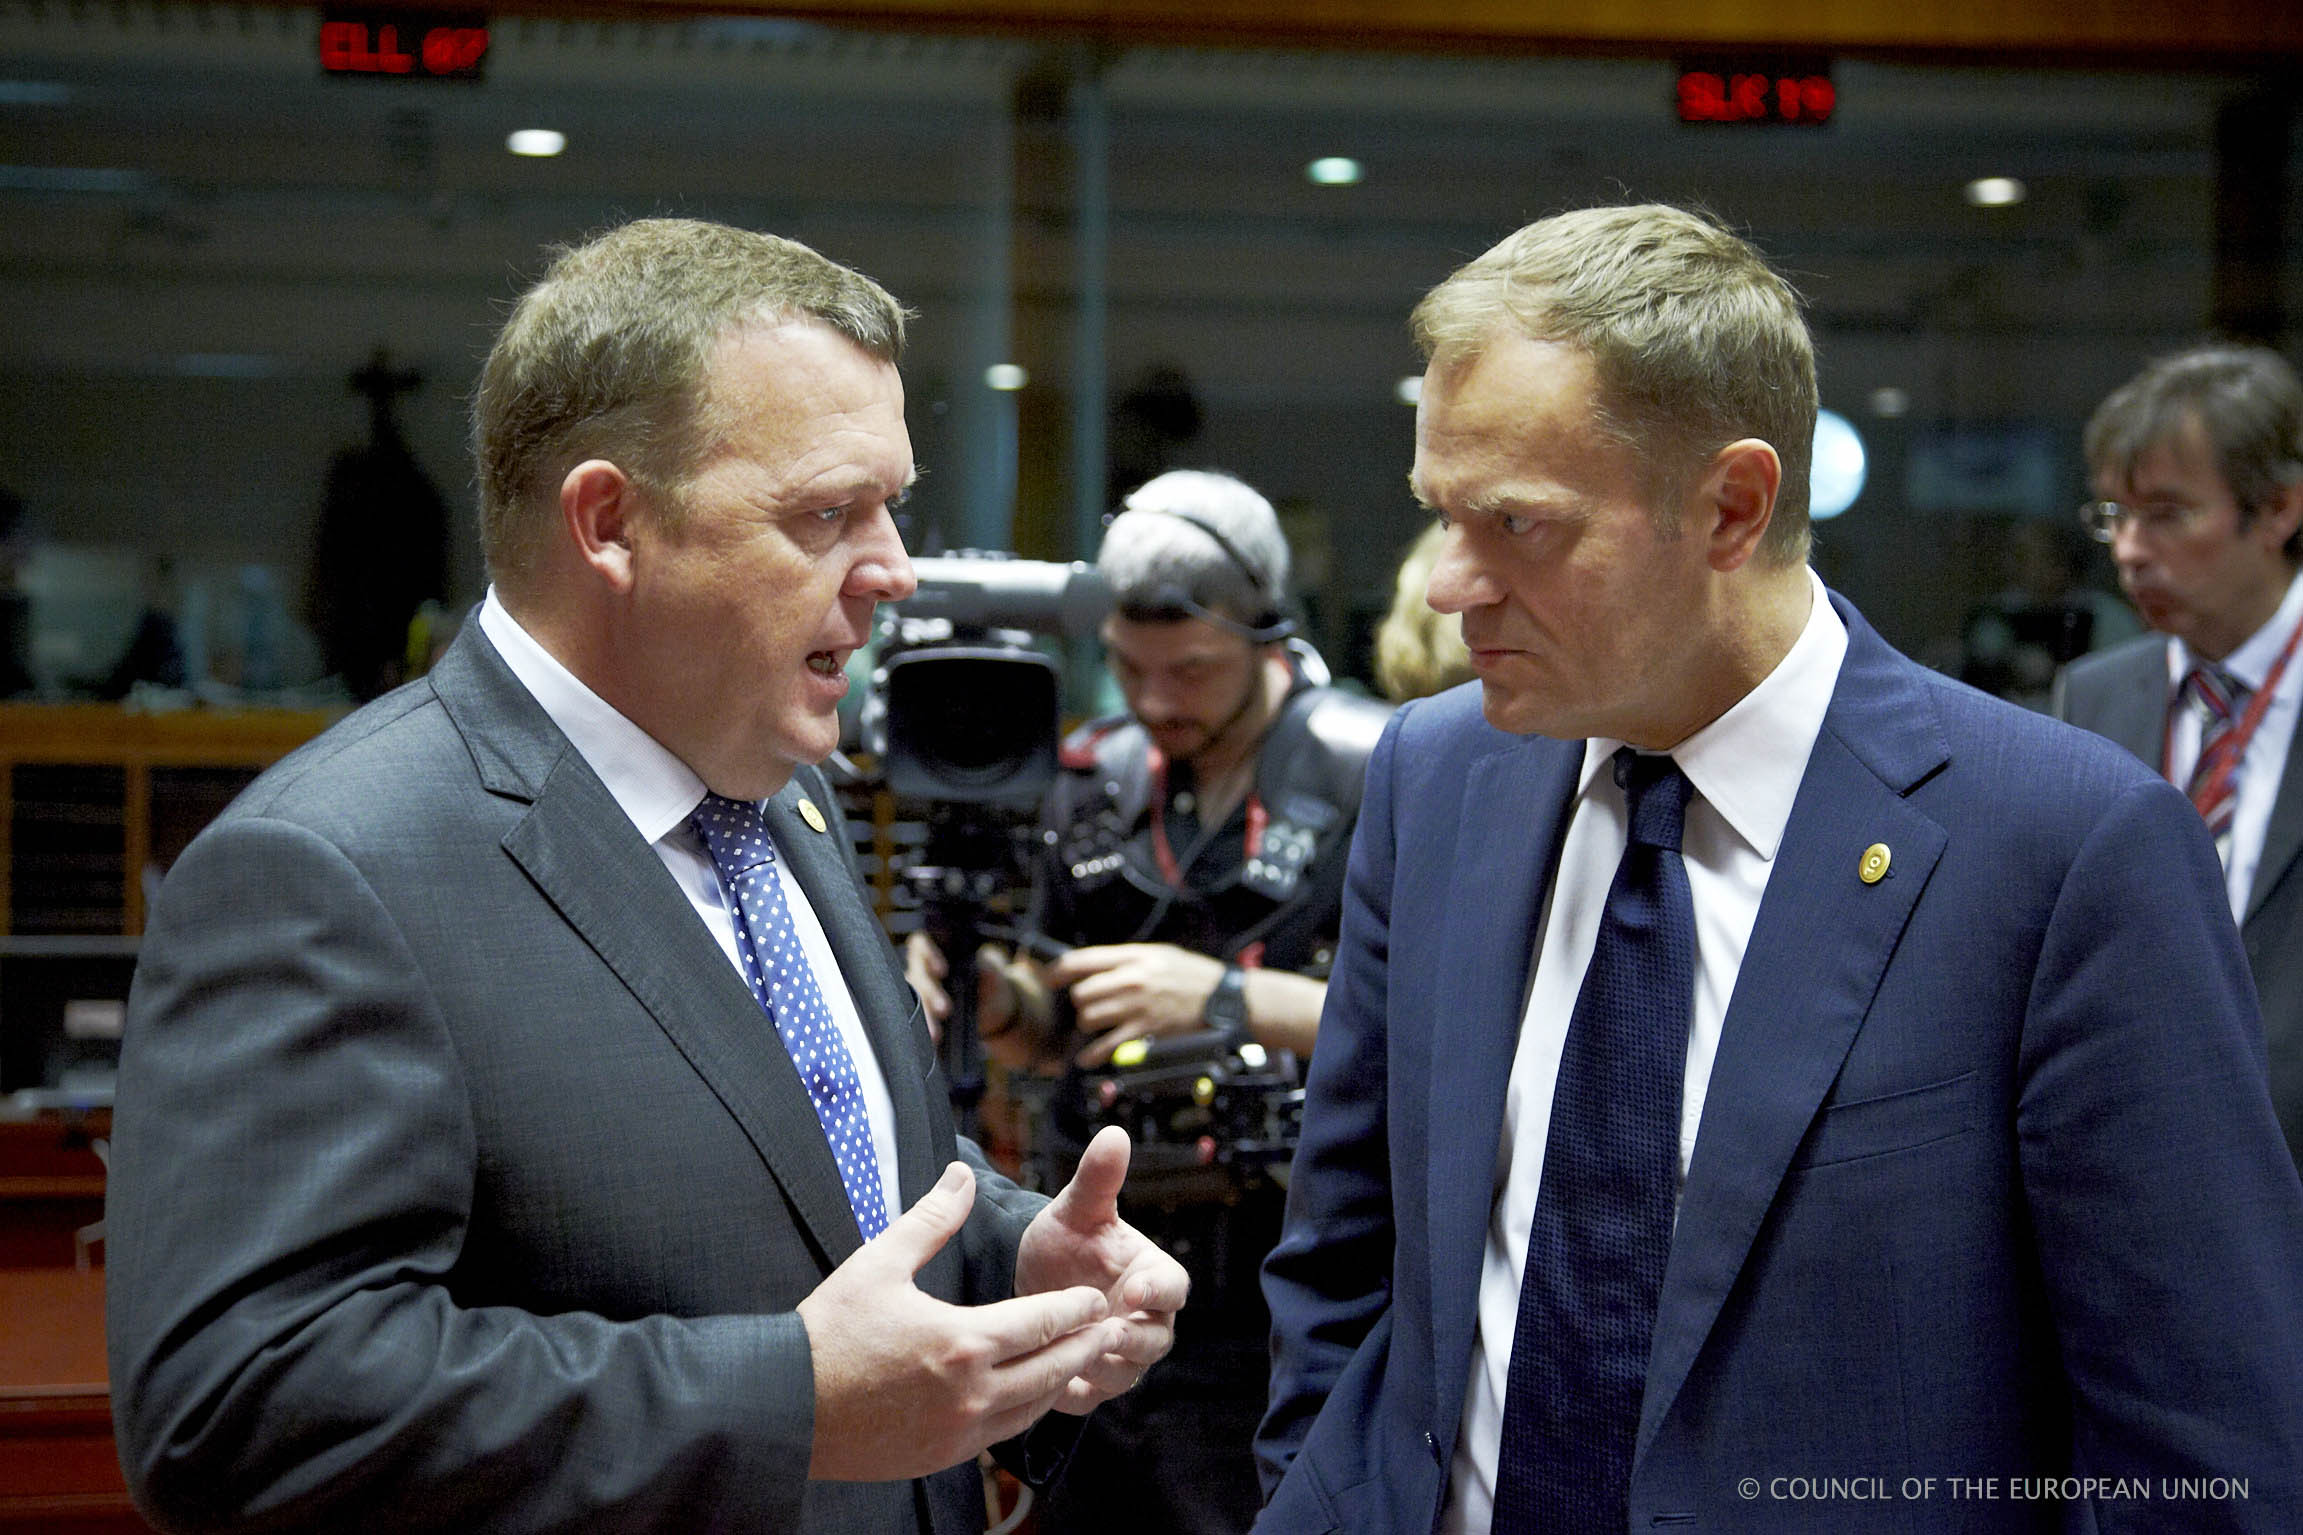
[2247,720,2303,925]
[430,625,869,1268]
[762,780,941,1212]
[2080,637,2303,927]
[1426,733,1580,1419]
[1635,599,1950,1467]
[2093,640,2174,767]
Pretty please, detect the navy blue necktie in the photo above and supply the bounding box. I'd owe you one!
[691,793,889,1240]
[1493,748,1696,1532]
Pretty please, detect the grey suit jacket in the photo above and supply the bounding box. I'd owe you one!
[106,623,1045,1533]
[2055,634,2303,1166]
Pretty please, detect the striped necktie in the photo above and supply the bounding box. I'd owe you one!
[2183,664,2250,847]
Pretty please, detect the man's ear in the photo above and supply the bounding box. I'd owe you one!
[560,459,639,594]
[1695,439,1782,573]
[2254,476,2303,557]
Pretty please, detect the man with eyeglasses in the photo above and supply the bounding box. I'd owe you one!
[2054,343,2303,1168]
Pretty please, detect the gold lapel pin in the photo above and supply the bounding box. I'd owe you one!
[797,798,828,834]
[1859,842,1891,885]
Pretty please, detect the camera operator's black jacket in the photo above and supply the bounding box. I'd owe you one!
[1027,679,1392,984]
[1018,678,1391,1535]
[1024,675,1389,1261]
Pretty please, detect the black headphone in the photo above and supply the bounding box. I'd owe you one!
[1123,506,1297,644]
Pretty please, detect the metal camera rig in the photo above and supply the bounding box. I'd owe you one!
[868,553,1103,1142]
[869,553,1308,1197]
[1078,1027,1305,1203]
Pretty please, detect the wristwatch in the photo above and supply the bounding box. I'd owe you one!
[1203,963,1250,1043]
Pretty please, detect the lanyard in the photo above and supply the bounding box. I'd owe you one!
[2163,604,2303,803]
[1144,743,1267,887]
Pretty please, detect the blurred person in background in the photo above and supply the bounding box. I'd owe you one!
[1374,519,1475,703]
[2055,343,2303,1168]
[910,468,1390,1534]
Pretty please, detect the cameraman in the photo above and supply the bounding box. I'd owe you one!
[908,469,1389,1533]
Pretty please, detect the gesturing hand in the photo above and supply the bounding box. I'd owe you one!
[1045,943,1225,1067]
[1016,1125,1192,1412]
[798,1161,1122,1481]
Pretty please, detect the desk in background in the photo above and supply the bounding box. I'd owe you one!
[0,1266,143,1531]
[0,1105,146,1530]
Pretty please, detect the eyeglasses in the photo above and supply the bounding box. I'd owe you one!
[2077,499,2207,543]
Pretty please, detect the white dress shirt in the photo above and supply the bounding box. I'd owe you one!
[1443,568,1848,1532]
[2162,567,2303,922]
[477,590,902,1221]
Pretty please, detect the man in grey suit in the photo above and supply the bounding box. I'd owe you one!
[105,218,1188,1534]
[2054,344,2303,1167]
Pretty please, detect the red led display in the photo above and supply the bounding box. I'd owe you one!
[1676,60,1836,126]
[320,11,490,81]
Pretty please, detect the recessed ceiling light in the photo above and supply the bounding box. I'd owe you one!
[1306,156,1362,187]
[1964,176,2025,208]
[1395,375,1423,406]
[984,363,1028,391]
[1868,386,1910,418]
[507,129,566,158]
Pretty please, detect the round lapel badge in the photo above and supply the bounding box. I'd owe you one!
[797,798,828,835]
[1858,842,1891,885]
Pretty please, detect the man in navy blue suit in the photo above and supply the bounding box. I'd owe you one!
[1254,204,2303,1533]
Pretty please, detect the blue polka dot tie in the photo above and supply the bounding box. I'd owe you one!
[691,792,889,1241]
[1493,748,1695,1532]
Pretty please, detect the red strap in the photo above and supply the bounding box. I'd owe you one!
[1146,748,1266,890]
[2165,604,2303,818]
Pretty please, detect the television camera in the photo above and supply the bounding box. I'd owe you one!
[870,554,1306,1195]
[867,553,1103,1143]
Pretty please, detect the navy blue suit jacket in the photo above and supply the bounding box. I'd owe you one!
[1257,593,2303,1532]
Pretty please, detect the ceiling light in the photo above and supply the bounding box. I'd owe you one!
[506,129,566,158]
[1395,375,1423,406]
[1306,156,1362,187]
[1964,176,2025,208]
[1811,409,1868,520]
[984,363,1028,391]
[1868,386,1910,418]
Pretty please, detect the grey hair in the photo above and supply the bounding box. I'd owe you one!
[1098,469,1290,628]
[1411,203,1817,566]
[2086,344,2303,560]
[473,217,910,589]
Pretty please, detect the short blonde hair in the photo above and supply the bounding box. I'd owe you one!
[473,218,909,588]
[1412,204,1815,566]
[1373,521,1473,703]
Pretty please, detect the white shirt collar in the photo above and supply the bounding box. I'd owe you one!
[478,588,713,843]
[2173,566,2303,693]
[1577,566,1848,863]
